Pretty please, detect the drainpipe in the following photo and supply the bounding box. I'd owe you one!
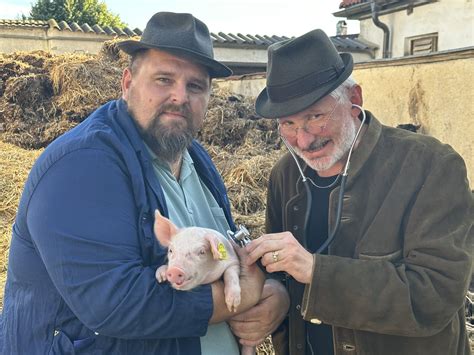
[371,1,391,58]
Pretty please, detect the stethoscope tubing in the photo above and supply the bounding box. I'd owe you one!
[281,105,366,253]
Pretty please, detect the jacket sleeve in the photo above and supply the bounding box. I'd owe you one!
[27,148,213,339]
[301,150,473,337]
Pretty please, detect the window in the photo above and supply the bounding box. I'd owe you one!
[405,33,438,55]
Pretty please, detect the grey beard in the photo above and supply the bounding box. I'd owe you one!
[295,115,357,172]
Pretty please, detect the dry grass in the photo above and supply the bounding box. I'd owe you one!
[0,141,43,308]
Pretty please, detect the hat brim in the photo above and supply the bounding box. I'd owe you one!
[255,53,353,118]
[117,40,232,78]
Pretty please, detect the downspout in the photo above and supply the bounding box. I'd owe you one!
[371,1,391,58]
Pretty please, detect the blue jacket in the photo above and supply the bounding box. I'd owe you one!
[1,99,235,354]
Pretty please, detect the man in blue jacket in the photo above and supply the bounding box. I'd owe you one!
[1,12,290,354]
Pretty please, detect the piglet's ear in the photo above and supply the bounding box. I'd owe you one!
[204,232,227,260]
[154,210,179,247]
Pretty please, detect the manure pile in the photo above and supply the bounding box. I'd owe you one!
[0,41,283,354]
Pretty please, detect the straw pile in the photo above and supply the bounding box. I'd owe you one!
[0,141,43,307]
[0,49,123,149]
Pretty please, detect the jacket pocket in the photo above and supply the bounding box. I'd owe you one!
[48,329,75,355]
[49,329,97,355]
[358,249,403,262]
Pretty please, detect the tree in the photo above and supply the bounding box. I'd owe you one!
[30,0,126,28]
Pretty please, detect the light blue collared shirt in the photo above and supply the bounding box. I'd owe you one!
[147,145,239,355]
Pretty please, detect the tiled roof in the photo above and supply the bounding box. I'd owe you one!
[339,0,367,8]
[0,18,377,52]
[211,32,292,46]
[331,34,376,51]
[0,19,143,36]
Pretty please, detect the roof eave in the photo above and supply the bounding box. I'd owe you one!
[333,0,437,20]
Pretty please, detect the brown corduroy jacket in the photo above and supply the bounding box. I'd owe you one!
[267,112,473,355]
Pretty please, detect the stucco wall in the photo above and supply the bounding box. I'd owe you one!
[214,46,268,63]
[216,48,474,186]
[0,27,113,54]
[359,0,473,59]
[0,27,49,52]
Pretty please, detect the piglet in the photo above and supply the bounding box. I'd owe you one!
[154,209,241,311]
[153,210,256,355]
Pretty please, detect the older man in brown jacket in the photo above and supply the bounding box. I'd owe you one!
[232,29,473,355]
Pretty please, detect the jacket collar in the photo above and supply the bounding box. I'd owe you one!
[343,111,381,188]
[115,99,150,158]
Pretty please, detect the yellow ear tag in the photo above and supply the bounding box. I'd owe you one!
[217,242,228,260]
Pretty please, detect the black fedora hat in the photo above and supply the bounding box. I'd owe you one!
[117,12,232,78]
[255,29,353,118]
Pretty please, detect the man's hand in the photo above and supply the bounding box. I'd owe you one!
[229,279,289,346]
[245,232,314,284]
[210,240,265,324]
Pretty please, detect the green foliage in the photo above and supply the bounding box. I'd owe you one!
[29,0,126,28]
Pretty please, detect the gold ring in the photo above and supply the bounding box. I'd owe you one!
[272,251,279,263]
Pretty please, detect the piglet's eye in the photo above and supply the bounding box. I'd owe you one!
[198,248,206,256]
[168,248,173,254]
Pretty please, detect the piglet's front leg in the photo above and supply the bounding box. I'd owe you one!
[155,265,168,283]
[223,264,241,312]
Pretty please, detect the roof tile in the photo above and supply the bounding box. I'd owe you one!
[339,0,366,9]
[81,23,94,33]
[0,18,377,52]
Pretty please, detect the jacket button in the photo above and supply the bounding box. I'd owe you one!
[310,318,322,324]
[296,304,301,311]
[292,225,298,231]
[293,205,299,211]
[142,213,149,223]
[53,330,60,336]
[94,331,99,335]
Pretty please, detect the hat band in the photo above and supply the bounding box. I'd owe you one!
[267,64,345,102]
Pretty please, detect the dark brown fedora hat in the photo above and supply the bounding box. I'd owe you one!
[255,29,353,118]
[117,12,232,78]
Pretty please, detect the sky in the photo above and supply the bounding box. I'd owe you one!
[1,0,359,37]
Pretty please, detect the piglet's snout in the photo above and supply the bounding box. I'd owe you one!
[166,266,186,286]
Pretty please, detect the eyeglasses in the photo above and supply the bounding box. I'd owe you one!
[278,96,340,139]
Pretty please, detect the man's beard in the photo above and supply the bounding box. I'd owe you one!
[132,103,197,164]
[295,115,358,173]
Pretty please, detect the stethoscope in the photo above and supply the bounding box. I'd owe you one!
[227,105,366,253]
[280,104,367,253]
